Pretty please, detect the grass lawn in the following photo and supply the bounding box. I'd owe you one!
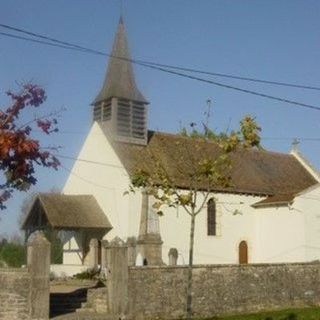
[212,307,320,320]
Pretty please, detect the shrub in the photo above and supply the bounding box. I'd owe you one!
[0,242,26,267]
[73,268,100,280]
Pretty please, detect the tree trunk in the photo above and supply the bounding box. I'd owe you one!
[186,213,196,320]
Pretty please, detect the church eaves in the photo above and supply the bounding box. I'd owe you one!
[93,17,148,105]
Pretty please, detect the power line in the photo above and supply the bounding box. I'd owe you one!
[1,23,319,91]
[0,31,85,52]
[56,155,320,203]
[263,137,320,141]
[1,24,320,112]
[59,158,275,211]
[60,164,113,189]
[136,62,320,112]
[42,129,320,142]
[54,154,124,169]
[139,61,320,91]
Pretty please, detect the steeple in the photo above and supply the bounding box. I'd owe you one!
[93,17,147,104]
[92,18,149,145]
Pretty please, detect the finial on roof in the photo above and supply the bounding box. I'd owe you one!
[291,138,300,151]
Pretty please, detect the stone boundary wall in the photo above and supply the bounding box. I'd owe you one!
[0,232,50,320]
[128,262,320,320]
[0,268,31,320]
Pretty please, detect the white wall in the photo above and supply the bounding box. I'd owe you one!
[159,193,261,265]
[62,232,83,265]
[255,206,306,263]
[62,123,320,265]
[63,122,141,241]
[157,192,318,264]
[294,185,320,261]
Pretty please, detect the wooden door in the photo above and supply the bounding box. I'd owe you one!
[239,241,248,264]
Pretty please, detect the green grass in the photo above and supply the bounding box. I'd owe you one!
[209,307,320,320]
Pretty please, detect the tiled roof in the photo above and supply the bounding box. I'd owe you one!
[251,194,295,208]
[112,130,318,196]
[22,194,112,230]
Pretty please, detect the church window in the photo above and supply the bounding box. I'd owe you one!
[207,198,216,236]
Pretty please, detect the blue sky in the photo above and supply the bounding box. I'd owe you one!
[0,0,319,236]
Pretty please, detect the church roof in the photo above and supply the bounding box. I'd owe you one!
[93,17,148,105]
[111,130,318,196]
[251,194,295,208]
[22,193,112,230]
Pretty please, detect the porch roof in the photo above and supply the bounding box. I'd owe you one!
[21,193,112,230]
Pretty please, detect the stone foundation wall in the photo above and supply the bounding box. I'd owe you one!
[0,269,31,320]
[128,262,320,320]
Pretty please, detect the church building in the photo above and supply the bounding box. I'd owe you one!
[23,18,320,275]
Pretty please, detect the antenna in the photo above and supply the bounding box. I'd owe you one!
[204,99,212,129]
[203,99,212,136]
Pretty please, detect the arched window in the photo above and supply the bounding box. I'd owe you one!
[239,241,248,264]
[207,198,216,236]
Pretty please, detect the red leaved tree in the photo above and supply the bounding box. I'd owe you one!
[0,83,60,209]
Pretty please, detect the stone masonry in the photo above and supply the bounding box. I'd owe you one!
[0,269,31,320]
[0,232,50,320]
[127,262,320,320]
[85,242,320,320]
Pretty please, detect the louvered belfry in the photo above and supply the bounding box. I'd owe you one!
[92,17,149,145]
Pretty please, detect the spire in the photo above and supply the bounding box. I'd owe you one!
[93,18,148,105]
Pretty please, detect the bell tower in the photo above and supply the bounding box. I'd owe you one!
[92,17,149,145]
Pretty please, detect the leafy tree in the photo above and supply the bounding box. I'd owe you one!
[0,84,60,209]
[0,241,26,267]
[0,237,8,251]
[130,115,261,320]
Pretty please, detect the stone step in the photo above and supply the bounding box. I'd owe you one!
[50,290,89,318]
[50,297,87,304]
[76,307,95,313]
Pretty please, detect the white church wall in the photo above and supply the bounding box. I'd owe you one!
[157,193,261,265]
[294,184,320,262]
[63,122,141,243]
[254,205,306,263]
[158,192,315,265]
